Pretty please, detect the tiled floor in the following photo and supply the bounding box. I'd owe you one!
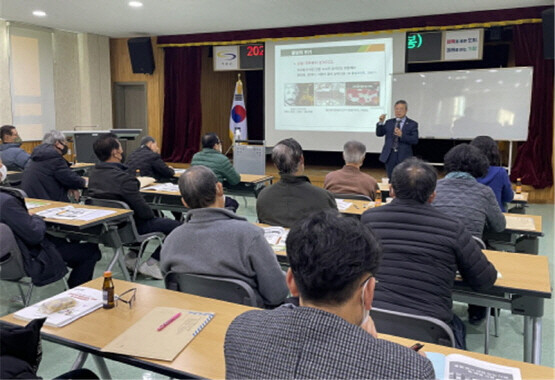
[1,198,553,379]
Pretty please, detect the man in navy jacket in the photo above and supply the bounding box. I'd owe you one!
[376,100,419,178]
[22,130,86,202]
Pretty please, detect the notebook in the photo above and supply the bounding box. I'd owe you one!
[101,307,214,361]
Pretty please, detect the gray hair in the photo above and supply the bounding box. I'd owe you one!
[42,130,66,145]
[272,138,303,174]
[178,166,219,209]
[343,140,366,164]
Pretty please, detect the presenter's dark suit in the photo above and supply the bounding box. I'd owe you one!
[376,117,419,178]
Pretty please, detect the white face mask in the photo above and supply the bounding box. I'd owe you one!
[0,164,7,182]
[360,277,371,326]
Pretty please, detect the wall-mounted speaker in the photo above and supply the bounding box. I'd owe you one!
[542,8,554,60]
[127,37,155,74]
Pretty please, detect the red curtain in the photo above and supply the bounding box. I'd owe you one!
[161,47,203,163]
[510,23,554,188]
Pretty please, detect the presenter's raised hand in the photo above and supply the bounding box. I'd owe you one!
[378,114,386,124]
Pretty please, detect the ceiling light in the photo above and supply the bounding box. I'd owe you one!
[33,10,47,17]
[128,1,143,7]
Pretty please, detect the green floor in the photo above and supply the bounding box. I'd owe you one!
[1,198,553,379]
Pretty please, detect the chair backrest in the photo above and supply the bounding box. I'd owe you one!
[0,186,28,199]
[164,271,259,307]
[0,223,27,281]
[371,307,456,347]
[472,235,487,249]
[333,193,372,201]
[84,198,139,244]
[4,171,24,187]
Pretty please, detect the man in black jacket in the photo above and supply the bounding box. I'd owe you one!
[87,133,181,279]
[0,188,100,288]
[125,136,175,181]
[22,130,87,202]
[361,158,497,349]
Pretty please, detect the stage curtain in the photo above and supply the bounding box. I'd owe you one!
[161,46,203,162]
[510,23,554,188]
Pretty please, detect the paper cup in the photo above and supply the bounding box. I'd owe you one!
[382,177,389,184]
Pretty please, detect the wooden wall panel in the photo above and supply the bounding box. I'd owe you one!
[109,38,165,147]
[200,47,247,154]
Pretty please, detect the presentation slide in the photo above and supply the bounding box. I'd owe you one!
[265,34,405,152]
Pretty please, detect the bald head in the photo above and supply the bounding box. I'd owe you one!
[178,166,221,209]
[272,138,303,174]
[391,158,437,203]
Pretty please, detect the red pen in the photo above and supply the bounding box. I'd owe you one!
[157,312,182,331]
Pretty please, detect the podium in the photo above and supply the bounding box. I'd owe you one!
[233,140,266,175]
[62,129,141,163]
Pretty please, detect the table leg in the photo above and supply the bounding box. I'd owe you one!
[532,317,542,364]
[523,316,533,362]
[103,227,131,282]
[71,352,88,369]
[92,355,112,379]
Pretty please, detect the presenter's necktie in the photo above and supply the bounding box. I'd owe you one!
[392,119,401,152]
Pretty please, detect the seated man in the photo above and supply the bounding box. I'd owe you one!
[0,125,30,171]
[191,133,240,185]
[225,211,434,379]
[324,140,378,199]
[0,187,100,288]
[191,133,240,211]
[361,158,497,349]
[256,138,337,227]
[125,136,175,182]
[22,130,86,202]
[88,133,181,279]
[160,165,287,307]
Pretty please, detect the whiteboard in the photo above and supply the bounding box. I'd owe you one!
[392,67,533,141]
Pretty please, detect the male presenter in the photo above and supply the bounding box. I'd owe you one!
[376,100,419,178]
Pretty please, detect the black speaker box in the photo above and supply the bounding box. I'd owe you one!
[542,8,554,60]
[127,37,155,74]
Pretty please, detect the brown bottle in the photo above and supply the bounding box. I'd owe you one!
[515,178,522,194]
[135,169,141,177]
[102,271,115,309]
[375,189,382,206]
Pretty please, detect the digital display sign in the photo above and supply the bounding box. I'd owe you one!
[239,44,264,70]
[406,32,442,63]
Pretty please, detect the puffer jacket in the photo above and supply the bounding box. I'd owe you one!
[361,198,497,323]
[125,145,174,181]
[21,144,85,202]
[190,148,241,185]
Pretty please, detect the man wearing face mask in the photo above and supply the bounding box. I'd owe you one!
[88,133,181,279]
[225,211,434,379]
[22,130,87,202]
[0,125,31,171]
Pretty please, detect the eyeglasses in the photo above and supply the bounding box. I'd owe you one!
[116,288,137,309]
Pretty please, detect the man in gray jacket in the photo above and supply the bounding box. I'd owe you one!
[160,165,287,307]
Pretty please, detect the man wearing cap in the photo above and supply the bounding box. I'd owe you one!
[126,136,175,182]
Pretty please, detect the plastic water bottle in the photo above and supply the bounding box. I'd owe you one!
[234,128,241,142]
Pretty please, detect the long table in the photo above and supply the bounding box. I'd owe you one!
[1,278,552,379]
[25,198,135,281]
[141,174,274,212]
